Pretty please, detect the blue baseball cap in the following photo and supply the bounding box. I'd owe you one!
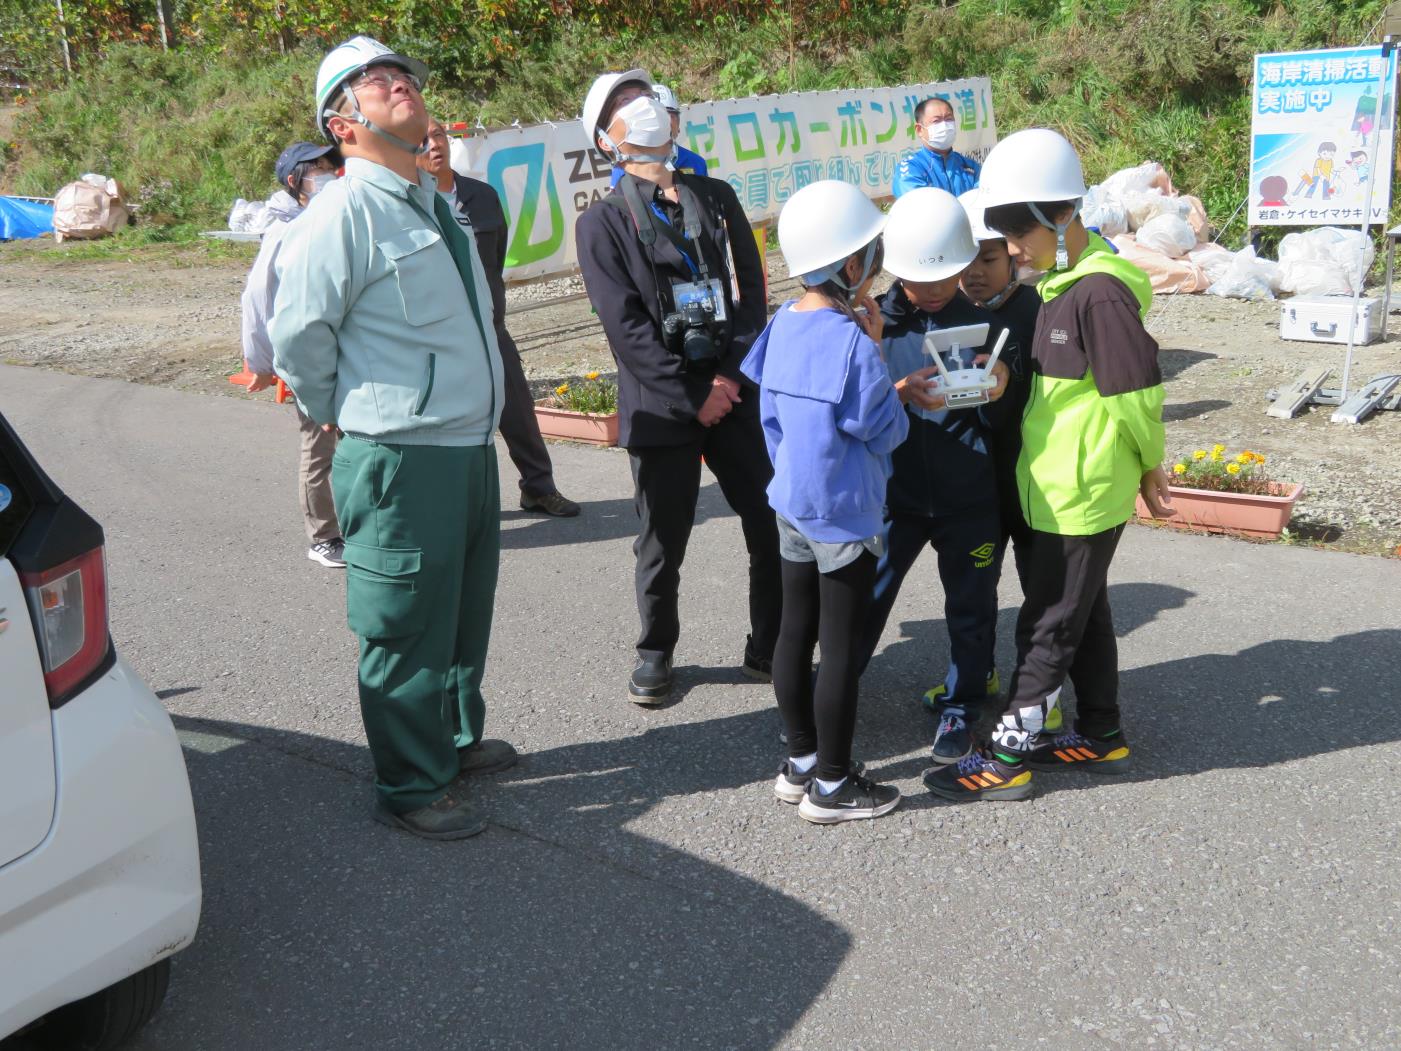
[274,141,342,192]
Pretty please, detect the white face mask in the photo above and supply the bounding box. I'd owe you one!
[612,95,672,149]
[924,120,957,151]
[306,172,335,198]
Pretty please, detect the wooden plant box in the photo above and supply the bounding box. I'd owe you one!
[533,401,620,447]
[1135,482,1304,539]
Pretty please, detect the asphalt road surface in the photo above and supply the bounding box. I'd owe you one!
[2,363,1398,1050]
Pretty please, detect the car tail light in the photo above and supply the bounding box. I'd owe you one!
[20,545,110,704]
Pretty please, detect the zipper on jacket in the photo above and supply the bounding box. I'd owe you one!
[413,353,436,416]
[1022,376,1037,530]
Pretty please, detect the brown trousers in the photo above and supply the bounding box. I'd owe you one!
[296,405,340,543]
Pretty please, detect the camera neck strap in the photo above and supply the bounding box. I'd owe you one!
[616,173,711,281]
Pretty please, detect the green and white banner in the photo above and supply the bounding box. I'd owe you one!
[454,78,996,283]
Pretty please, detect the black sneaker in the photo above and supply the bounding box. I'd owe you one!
[1024,730,1131,774]
[923,749,1034,802]
[741,635,772,683]
[308,538,346,568]
[929,709,973,765]
[773,759,866,804]
[798,771,901,824]
[628,655,672,705]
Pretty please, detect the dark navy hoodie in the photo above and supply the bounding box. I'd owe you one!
[877,281,1020,518]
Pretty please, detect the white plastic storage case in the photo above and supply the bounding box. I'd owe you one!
[1279,295,1380,345]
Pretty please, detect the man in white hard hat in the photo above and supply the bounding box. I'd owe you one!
[417,117,581,518]
[575,69,781,705]
[923,128,1171,804]
[892,97,981,199]
[608,83,708,187]
[270,37,516,840]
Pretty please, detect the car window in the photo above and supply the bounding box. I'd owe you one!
[0,446,35,558]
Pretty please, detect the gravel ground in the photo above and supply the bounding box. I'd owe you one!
[2,239,1398,554]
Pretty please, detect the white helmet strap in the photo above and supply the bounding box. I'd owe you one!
[325,82,428,156]
[597,128,675,170]
[1028,200,1081,271]
[802,237,879,300]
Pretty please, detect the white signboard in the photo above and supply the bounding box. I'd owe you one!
[455,78,996,282]
[1249,46,1397,227]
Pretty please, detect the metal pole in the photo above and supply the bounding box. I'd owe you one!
[1335,42,1395,417]
[155,0,169,50]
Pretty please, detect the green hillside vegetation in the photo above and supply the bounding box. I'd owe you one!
[0,0,1390,239]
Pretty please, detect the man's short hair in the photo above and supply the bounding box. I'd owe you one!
[916,96,955,123]
[984,200,1077,238]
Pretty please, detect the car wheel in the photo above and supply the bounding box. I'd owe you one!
[32,958,171,1051]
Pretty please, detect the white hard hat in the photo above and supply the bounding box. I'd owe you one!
[883,187,978,282]
[958,188,1001,243]
[977,128,1087,210]
[778,180,886,283]
[316,36,429,142]
[582,69,653,149]
[653,83,680,113]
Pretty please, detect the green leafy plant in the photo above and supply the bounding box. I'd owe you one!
[549,372,617,416]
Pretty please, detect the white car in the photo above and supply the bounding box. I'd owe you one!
[0,410,201,1049]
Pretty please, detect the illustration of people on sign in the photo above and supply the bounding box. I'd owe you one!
[1258,174,1290,207]
[1353,85,1378,145]
[1293,141,1338,199]
[1332,148,1371,196]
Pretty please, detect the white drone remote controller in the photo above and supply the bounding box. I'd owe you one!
[920,323,1009,409]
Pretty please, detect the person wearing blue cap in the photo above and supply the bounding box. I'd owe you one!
[240,140,344,567]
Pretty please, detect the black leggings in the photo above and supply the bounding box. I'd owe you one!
[773,552,877,781]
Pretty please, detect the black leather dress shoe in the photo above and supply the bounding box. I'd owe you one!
[628,655,673,705]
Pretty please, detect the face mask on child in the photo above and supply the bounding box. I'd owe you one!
[306,172,336,198]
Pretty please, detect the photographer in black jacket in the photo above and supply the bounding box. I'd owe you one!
[575,69,781,705]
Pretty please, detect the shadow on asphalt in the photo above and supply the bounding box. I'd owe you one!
[498,476,731,550]
[862,580,1401,802]
[121,710,848,1051]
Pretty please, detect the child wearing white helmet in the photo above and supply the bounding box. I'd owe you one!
[924,128,1172,804]
[852,186,1018,773]
[958,186,1039,608]
[740,180,920,824]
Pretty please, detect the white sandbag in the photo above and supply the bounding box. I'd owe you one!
[1082,185,1128,238]
[1277,227,1374,296]
[1207,246,1279,301]
[1135,213,1197,258]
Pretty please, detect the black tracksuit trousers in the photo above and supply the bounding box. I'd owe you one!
[994,524,1125,750]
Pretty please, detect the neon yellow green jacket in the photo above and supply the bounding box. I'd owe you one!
[1017,234,1165,535]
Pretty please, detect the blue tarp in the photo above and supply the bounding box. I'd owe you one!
[0,197,54,240]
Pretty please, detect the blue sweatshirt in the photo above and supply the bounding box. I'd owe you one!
[741,304,908,543]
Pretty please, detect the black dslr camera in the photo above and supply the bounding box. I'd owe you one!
[663,278,728,371]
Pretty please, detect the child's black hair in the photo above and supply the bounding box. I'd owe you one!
[1350,149,1368,160]
[984,200,1078,238]
[1319,141,1337,153]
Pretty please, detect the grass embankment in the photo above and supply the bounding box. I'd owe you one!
[1,0,1389,241]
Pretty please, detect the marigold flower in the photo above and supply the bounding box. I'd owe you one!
[1236,452,1253,464]
[1193,450,1207,461]
[585,371,600,381]
[1172,463,1187,475]
[1212,444,1226,453]
[1210,450,1223,462]
[1252,452,1267,464]
[555,383,569,396]
[1226,462,1241,475]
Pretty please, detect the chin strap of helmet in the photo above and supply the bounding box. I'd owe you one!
[801,238,880,302]
[1028,200,1081,271]
[597,128,675,170]
[983,262,1020,309]
[324,82,427,156]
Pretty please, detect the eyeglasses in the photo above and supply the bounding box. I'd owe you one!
[350,67,422,93]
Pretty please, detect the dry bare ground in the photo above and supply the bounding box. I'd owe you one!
[2,240,1397,555]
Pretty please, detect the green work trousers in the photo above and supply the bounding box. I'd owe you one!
[331,435,501,813]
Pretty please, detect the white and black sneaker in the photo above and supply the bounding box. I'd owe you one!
[773,759,866,804]
[797,772,901,825]
[308,538,347,568]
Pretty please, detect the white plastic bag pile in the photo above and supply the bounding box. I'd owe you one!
[1275,227,1374,297]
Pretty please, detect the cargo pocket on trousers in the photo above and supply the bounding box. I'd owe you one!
[342,541,427,639]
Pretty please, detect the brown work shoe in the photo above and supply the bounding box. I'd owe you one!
[457,738,519,777]
[373,790,487,840]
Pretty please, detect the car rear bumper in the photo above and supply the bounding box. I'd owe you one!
[0,657,202,1039]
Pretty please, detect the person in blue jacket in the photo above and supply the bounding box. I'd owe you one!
[892,97,980,198]
[855,188,1014,769]
[742,180,932,825]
